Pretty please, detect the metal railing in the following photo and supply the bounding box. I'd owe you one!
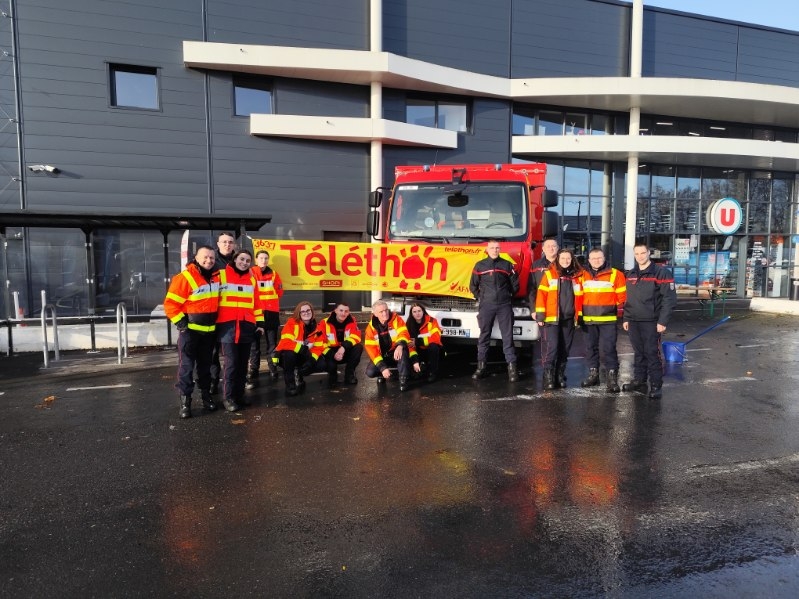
[40,290,60,368]
[116,302,129,364]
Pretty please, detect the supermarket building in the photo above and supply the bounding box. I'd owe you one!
[1,0,798,321]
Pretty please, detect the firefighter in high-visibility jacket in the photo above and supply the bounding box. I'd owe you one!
[406,302,443,383]
[163,245,220,419]
[579,248,627,393]
[275,300,327,396]
[535,249,584,390]
[216,250,263,412]
[246,249,284,388]
[317,301,363,388]
[363,300,419,392]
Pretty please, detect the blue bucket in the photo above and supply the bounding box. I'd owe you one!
[662,341,687,363]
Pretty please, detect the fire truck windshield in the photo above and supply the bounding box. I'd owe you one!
[388,183,528,241]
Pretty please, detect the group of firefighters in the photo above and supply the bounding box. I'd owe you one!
[470,237,676,401]
[164,231,676,419]
[163,232,447,418]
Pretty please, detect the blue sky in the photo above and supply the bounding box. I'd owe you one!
[646,0,799,33]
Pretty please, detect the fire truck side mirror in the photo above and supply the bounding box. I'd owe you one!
[369,189,383,208]
[541,211,559,238]
[366,210,383,240]
[542,189,559,208]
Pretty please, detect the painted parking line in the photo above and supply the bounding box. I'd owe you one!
[685,452,799,479]
[703,376,757,384]
[66,383,132,391]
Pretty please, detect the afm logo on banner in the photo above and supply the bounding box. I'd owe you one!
[706,197,743,235]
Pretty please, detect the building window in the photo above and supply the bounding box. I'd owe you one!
[406,99,469,132]
[110,64,159,109]
[234,78,273,117]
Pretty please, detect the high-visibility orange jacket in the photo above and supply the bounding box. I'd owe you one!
[317,313,362,354]
[276,317,327,359]
[535,265,584,325]
[580,265,626,324]
[216,266,263,343]
[408,315,443,349]
[364,312,412,369]
[163,262,219,333]
[251,266,283,313]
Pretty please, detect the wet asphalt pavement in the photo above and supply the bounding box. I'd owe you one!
[1,309,799,598]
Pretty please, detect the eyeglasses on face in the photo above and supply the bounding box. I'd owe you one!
[300,308,313,314]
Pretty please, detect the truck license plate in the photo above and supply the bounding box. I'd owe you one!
[442,327,470,338]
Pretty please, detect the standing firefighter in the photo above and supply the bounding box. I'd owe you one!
[622,242,677,400]
[470,239,520,382]
[163,245,220,419]
[580,248,627,393]
[246,249,283,388]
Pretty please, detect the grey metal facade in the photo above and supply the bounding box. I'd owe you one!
[1,0,798,318]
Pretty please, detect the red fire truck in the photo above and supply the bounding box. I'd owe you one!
[367,163,559,347]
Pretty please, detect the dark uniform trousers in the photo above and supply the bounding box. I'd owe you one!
[248,310,280,375]
[415,344,441,375]
[325,344,363,379]
[584,323,620,371]
[279,348,326,385]
[176,329,216,396]
[627,321,663,387]
[220,341,252,401]
[539,319,576,370]
[365,344,411,379]
[477,303,515,364]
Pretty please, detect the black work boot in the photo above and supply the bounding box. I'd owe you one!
[269,361,280,381]
[245,371,258,390]
[209,380,219,395]
[508,362,519,383]
[201,390,218,412]
[179,394,192,419]
[399,376,409,392]
[543,368,556,390]
[606,370,620,394]
[472,361,488,380]
[556,364,567,388]
[426,370,437,383]
[294,371,306,393]
[649,384,663,400]
[344,370,358,385]
[622,379,648,393]
[327,372,338,389]
[582,368,600,387]
[222,397,240,412]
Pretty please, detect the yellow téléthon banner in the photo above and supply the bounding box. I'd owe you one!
[252,239,487,299]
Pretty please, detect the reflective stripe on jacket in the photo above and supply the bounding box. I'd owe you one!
[318,314,362,351]
[411,315,443,348]
[276,317,327,358]
[252,266,283,313]
[364,312,411,369]
[535,266,583,325]
[217,266,263,343]
[581,266,627,324]
[163,263,219,333]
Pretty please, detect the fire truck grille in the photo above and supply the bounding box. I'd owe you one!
[425,297,478,312]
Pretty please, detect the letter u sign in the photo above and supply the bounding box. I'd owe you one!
[706,198,743,235]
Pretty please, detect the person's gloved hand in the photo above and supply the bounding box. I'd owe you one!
[176,316,189,331]
[576,315,584,328]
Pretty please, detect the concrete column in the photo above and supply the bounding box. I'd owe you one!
[624,0,645,269]
[369,0,383,307]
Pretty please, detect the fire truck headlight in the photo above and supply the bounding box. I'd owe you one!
[512,306,531,318]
